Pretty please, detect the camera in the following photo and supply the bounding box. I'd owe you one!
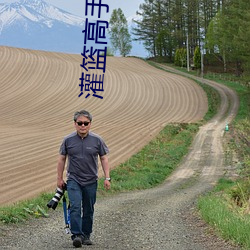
[47,187,66,210]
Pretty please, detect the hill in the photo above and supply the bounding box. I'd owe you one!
[0,46,208,205]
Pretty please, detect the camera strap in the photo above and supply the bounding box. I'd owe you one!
[62,195,71,234]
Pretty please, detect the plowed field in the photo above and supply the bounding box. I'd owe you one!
[0,46,208,205]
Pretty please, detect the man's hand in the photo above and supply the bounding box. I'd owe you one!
[104,179,111,190]
[57,178,66,190]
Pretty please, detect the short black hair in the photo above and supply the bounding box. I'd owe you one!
[74,110,92,122]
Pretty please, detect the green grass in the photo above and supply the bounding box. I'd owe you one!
[196,79,221,121]
[98,123,199,194]
[198,183,250,249]
[0,193,53,224]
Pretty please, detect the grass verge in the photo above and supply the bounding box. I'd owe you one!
[198,179,250,249]
[98,123,199,195]
[0,193,53,224]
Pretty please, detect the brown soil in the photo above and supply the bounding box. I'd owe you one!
[0,47,208,206]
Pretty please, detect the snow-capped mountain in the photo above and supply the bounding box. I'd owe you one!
[0,0,92,53]
[0,0,85,32]
[0,0,147,56]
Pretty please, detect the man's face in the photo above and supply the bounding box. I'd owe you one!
[74,115,91,136]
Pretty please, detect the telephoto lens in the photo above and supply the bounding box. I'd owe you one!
[47,187,65,210]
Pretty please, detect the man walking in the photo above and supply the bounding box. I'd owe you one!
[57,110,111,248]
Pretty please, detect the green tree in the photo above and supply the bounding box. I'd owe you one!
[174,48,181,66]
[174,47,187,67]
[206,0,250,77]
[193,46,201,69]
[180,47,187,67]
[133,0,176,60]
[109,8,132,57]
[206,11,228,72]
[133,0,158,57]
[133,0,221,61]
[230,0,250,78]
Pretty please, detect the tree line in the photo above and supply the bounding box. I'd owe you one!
[108,0,250,79]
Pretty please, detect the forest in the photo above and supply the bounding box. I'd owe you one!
[132,0,250,80]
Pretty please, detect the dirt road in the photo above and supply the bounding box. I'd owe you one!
[0,51,240,249]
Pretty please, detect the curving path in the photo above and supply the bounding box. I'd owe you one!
[0,47,208,205]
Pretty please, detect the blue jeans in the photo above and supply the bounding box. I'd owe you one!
[67,180,97,236]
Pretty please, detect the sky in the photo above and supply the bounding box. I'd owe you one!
[3,0,145,20]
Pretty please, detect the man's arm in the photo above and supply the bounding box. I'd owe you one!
[100,154,110,190]
[57,154,66,189]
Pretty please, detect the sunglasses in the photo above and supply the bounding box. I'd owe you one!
[76,121,90,126]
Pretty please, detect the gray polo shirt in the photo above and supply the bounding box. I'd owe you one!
[59,131,109,186]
